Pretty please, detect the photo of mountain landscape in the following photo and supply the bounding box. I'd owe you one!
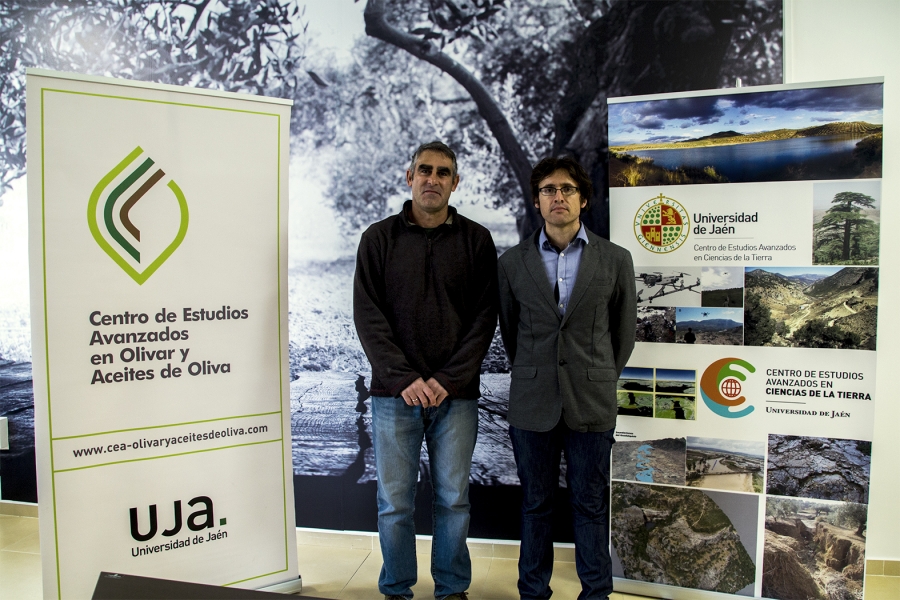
[609,83,883,187]
[611,437,686,485]
[676,306,743,345]
[686,437,764,493]
[611,482,758,596]
[744,266,878,349]
[763,496,866,600]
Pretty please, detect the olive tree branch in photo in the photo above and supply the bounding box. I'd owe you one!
[0,0,307,198]
[363,0,539,237]
[354,0,782,240]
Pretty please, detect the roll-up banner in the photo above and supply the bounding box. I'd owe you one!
[609,78,882,599]
[26,70,297,599]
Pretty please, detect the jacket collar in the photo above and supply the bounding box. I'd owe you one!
[522,226,602,324]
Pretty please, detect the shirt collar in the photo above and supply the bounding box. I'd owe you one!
[400,200,456,228]
[539,223,587,251]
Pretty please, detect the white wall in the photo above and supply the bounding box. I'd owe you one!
[785,0,900,560]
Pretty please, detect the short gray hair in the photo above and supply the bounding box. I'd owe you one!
[409,141,458,177]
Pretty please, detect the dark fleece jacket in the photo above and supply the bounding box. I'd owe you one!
[353,201,498,399]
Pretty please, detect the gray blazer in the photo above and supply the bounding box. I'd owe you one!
[497,227,637,432]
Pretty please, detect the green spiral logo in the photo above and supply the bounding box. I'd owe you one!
[87,146,189,284]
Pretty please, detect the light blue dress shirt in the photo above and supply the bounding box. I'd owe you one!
[538,224,588,316]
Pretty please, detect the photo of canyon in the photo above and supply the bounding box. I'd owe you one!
[763,496,866,600]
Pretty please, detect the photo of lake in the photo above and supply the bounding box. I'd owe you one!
[609,82,883,186]
[624,134,873,183]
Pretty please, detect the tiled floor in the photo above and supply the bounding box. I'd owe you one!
[0,514,43,600]
[3,511,899,599]
[293,531,650,600]
[1,512,653,600]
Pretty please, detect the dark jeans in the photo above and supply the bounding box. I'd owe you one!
[509,421,615,600]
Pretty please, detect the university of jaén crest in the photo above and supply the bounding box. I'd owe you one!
[634,193,689,253]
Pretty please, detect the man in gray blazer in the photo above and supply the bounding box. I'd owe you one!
[497,156,636,600]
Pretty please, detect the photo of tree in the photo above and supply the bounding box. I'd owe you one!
[813,180,880,265]
[0,1,784,545]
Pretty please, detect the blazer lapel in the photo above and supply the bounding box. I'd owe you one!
[522,231,561,317]
[561,235,601,328]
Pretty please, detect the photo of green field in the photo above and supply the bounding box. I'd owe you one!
[618,391,653,418]
[655,395,695,420]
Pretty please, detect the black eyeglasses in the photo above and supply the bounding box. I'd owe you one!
[538,185,579,197]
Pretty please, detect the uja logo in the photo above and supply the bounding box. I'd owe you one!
[88,146,189,285]
[633,193,689,253]
[700,357,756,418]
[129,495,223,542]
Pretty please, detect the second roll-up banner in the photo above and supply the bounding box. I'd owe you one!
[609,77,882,599]
[27,70,297,599]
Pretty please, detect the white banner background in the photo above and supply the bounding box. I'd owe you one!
[27,70,296,599]
[609,78,881,599]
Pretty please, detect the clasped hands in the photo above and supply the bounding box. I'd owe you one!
[401,377,448,408]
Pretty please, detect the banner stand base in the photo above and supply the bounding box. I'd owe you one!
[259,576,303,594]
[93,572,304,599]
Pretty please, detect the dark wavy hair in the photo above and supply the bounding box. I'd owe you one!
[409,141,458,177]
[530,156,593,211]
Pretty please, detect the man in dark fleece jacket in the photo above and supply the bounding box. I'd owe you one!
[353,141,498,600]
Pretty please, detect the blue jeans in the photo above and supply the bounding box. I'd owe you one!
[510,421,615,600]
[371,396,478,599]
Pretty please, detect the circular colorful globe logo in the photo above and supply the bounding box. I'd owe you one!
[699,358,756,419]
[720,378,742,399]
[634,193,689,253]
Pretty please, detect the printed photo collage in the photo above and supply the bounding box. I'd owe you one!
[617,366,696,420]
[610,82,882,600]
[636,179,880,352]
[609,433,871,598]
